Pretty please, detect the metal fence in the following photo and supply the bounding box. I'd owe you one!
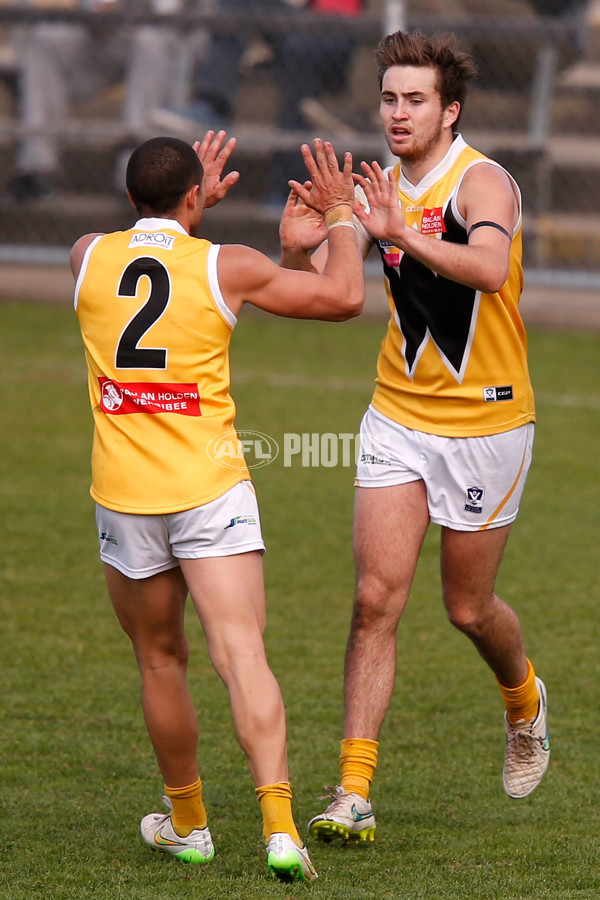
[0,0,599,276]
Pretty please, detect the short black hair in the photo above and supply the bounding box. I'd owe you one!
[126,136,204,216]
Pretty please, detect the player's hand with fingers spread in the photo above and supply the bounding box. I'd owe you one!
[288,139,354,218]
[194,130,240,209]
[280,183,328,253]
[353,160,406,242]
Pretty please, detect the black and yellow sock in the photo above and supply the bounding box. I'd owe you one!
[165,777,207,837]
[497,658,540,725]
[255,781,302,847]
[340,737,379,800]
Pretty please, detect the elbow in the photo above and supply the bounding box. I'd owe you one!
[336,293,364,321]
[477,264,509,294]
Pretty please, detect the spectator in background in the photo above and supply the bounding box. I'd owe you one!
[189,0,365,205]
[7,0,207,200]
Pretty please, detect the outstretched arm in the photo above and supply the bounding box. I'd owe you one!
[354,159,519,294]
[219,139,364,320]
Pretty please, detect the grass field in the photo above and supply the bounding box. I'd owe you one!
[1,301,600,899]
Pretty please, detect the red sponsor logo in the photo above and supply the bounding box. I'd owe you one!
[99,378,201,416]
[379,240,401,267]
[421,207,446,234]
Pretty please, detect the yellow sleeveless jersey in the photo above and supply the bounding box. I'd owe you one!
[74,217,249,514]
[371,135,535,437]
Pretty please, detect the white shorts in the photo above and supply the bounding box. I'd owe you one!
[95,480,265,579]
[355,405,534,531]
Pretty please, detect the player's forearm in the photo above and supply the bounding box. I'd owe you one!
[320,221,364,319]
[395,226,510,294]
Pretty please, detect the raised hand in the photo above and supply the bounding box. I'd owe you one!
[280,184,328,253]
[288,139,354,215]
[353,160,405,241]
[194,130,240,209]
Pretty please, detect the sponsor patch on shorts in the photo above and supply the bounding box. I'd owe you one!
[224,515,258,529]
[361,453,391,466]
[464,485,485,513]
[483,385,513,402]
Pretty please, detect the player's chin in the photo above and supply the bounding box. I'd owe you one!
[386,134,411,156]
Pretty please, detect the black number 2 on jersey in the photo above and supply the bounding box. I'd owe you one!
[116,257,170,369]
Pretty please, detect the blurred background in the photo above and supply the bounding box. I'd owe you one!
[0,0,598,285]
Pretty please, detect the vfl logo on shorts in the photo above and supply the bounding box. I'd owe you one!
[465,485,484,514]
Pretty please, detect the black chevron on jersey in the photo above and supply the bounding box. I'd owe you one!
[379,205,477,381]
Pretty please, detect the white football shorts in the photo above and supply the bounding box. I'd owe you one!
[95,480,265,579]
[355,405,534,531]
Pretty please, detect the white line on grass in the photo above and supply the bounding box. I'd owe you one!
[235,371,600,410]
[235,371,372,392]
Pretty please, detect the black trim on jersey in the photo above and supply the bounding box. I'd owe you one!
[468,220,512,240]
[379,203,477,380]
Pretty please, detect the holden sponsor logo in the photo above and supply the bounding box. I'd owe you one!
[98,378,201,415]
[207,429,279,469]
[421,207,446,234]
[101,379,124,411]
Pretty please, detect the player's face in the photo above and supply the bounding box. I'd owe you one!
[379,65,458,164]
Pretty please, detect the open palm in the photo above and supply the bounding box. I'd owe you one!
[354,161,405,241]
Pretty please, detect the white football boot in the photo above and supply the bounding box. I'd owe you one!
[503,676,550,798]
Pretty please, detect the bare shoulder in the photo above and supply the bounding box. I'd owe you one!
[217,243,277,292]
[462,161,514,195]
[459,161,518,224]
[70,232,104,278]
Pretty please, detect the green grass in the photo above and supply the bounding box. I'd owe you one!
[1,302,600,898]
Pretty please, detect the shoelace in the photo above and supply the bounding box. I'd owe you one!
[316,785,351,812]
[507,728,540,759]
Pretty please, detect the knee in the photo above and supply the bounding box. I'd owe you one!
[135,635,190,673]
[353,574,405,631]
[444,592,491,637]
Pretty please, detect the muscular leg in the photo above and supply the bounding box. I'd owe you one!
[344,482,430,739]
[440,525,528,687]
[180,551,289,788]
[104,563,199,787]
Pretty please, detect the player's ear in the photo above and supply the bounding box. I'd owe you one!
[126,189,136,209]
[187,183,202,208]
[444,101,460,129]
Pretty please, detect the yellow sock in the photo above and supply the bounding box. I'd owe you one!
[255,782,301,847]
[340,738,379,800]
[165,778,207,837]
[497,659,540,725]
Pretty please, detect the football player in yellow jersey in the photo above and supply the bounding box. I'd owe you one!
[70,131,364,882]
[281,31,550,843]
